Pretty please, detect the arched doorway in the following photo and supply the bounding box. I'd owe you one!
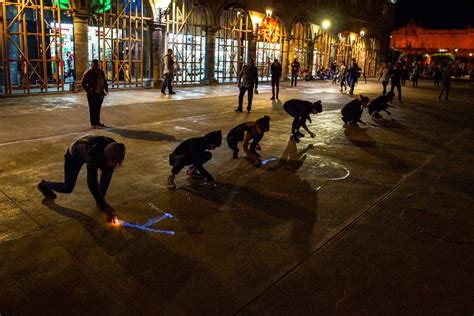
[215,7,253,83]
[165,0,209,84]
[1,0,74,95]
[255,12,284,81]
[88,0,152,89]
[289,19,312,77]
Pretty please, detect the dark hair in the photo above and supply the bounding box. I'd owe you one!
[92,59,99,63]
[104,142,126,165]
[256,115,271,132]
[360,95,369,103]
[204,130,222,147]
[313,100,323,113]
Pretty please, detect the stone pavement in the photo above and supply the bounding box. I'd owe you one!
[0,79,473,314]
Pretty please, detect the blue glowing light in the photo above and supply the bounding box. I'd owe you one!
[118,213,176,235]
[260,156,279,165]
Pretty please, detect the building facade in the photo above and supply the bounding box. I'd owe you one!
[0,0,395,95]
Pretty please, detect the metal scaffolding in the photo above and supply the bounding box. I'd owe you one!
[216,7,252,83]
[93,0,150,89]
[256,15,284,81]
[165,0,208,85]
[289,20,312,76]
[1,0,70,95]
[312,29,333,76]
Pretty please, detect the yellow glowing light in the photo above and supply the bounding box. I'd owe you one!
[360,30,366,37]
[470,53,473,57]
[266,9,272,17]
[322,19,331,30]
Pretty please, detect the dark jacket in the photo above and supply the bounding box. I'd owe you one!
[68,135,116,209]
[271,62,282,79]
[291,61,300,74]
[170,137,213,180]
[341,99,363,121]
[239,64,258,88]
[81,68,108,96]
[283,99,314,127]
[368,95,390,115]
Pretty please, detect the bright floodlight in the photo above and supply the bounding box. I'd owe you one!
[266,9,272,17]
[322,20,331,30]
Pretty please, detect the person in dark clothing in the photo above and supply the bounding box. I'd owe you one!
[270,59,282,100]
[37,135,126,223]
[412,64,420,87]
[290,58,300,87]
[167,131,222,190]
[348,59,360,95]
[161,49,176,95]
[368,91,395,120]
[390,62,403,104]
[341,95,369,126]
[236,58,258,113]
[283,99,323,141]
[227,116,271,166]
[433,66,442,87]
[438,64,452,101]
[81,59,109,129]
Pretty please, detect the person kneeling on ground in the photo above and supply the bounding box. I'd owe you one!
[227,116,271,166]
[283,99,322,142]
[341,95,369,126]
[167,131,222,190]
[368,91,395,120]
[38,135,125,223]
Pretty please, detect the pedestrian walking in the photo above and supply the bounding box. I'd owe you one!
[401,64,408,86]
[433,66,442,87]
[66,51,75,82]
[283,99,323,142]
[235,58,258,113]
[37,135,125,223]
[270,59,282,100]
[368,92,395,120]
[81,59,109,129]
[390,62,403,104]
[227,116,271,166]
[348,58,360,95]
[161,48,176,95]
[438,64,451,101]
[412,64,420,87]
[339,61,348,92]
[167,131,222,190]
[290,58,300,87]
[378,62,391,94]
[341,95,369,126]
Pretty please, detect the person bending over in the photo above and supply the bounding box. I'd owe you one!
[283,99,322,141]
[341,95,369,126]
[167,131,222,190]
[368,91,394,120]
[227,116,271,166]
[38,135,125,223]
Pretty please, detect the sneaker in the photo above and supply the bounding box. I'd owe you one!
[232,150,238,159]
[247,109,251,113]
[161,91,166,95]
[97,122,106,128]
[270,97,275,100]
[37,180,57,200]
[186,166,204,179]
[169,91,176,95]
[295,131,305,138]
[235,108,242,112]
[167,175,177,190]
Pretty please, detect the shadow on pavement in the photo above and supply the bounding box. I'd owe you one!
[375,118,441,148]
[106,127,178,142]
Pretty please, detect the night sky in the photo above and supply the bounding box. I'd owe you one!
[395,0,474,29]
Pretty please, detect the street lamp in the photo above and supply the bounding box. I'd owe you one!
[322,19,331,30]
[360,30,366,37]
[266,9,272,18]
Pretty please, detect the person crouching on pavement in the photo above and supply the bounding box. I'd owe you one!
[38,135,125,223]
[283,99,323,142]
[167,131,222,190]
[227,116,271,166]
[368,91,395,120]
[341,95,369,126]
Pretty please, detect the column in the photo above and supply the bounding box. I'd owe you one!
[247,33,257,61]
[307,40,315,76]
[152,22,165,88]
[201,27,218,85]
[281,37,290,79]
[73,12,90,91]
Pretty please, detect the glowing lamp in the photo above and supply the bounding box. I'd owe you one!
[266,9,272,17]
[322,20,331,30]
[360,30,366,37]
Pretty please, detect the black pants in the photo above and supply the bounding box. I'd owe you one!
[43,152,113,197]
[271,77,280,99]
[390,80,402,102]
[439,82,451,100]
[283,106,304,134]
[382,80,388,94]
[169,152,212,179]
[412,75,419,87]
[161,73,173,93]
[87,93,104,126]
[238,86,254,111]
[227,134,262,157]
[291,72,298,87]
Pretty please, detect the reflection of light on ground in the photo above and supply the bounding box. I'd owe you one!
[301,155,351,181]
[261,156,279,165]
[118,203,176,235]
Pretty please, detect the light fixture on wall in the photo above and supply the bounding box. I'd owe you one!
[266,9,272,18]
[360,29,366,37]
[322,19,331,30]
